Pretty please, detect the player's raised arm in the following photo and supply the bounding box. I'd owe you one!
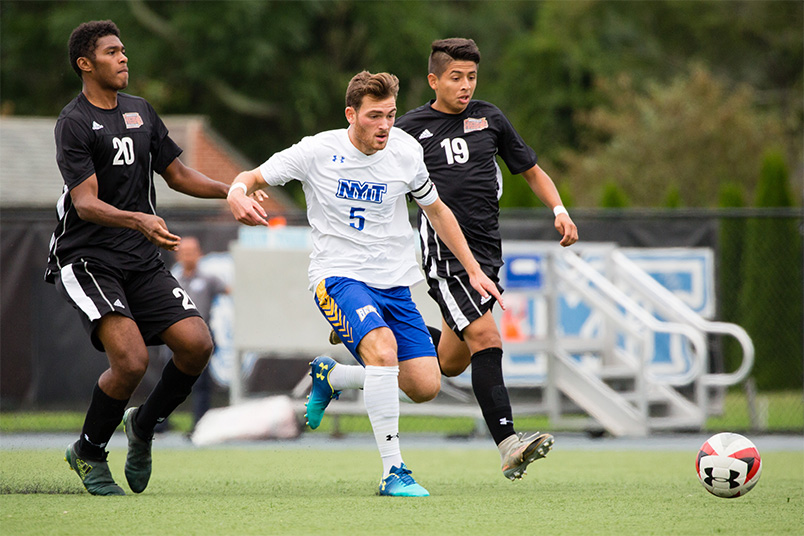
[521,163,578,247]
[226,168,271,226]
[418,197,505,310]
[161,158,229,199]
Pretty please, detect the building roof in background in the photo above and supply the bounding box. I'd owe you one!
[0,115,297,215]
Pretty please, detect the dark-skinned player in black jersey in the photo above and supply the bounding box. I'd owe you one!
[394,38,579,480]
[46,20,240,495]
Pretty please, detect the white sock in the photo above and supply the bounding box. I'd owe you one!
[329,363,365,390]
[363,365,403,477]
[330,364,415,404]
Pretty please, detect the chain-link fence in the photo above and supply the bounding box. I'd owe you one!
[712,209,803,433]
[502,207,803,434]
[2,208,802,433]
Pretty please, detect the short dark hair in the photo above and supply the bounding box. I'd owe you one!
[428,38,481,77]
[345,71,399,110]
[68,20,120,79]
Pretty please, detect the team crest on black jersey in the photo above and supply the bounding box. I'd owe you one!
[463,117,488,133]
[123,112,143,129]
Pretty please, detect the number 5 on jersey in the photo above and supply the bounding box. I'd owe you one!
[349,207,365,231]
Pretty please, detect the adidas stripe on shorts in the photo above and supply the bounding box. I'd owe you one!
[55,259,201,351]
[423,260,504,339]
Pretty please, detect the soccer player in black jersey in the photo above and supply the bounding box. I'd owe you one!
[47,20,230,495]
[395,38,579,480]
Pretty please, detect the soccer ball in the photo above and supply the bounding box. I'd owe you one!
[695,432,762,498]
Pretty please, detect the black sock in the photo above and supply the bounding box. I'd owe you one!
[78,383,129,459]
[135,359,200,439]
[470,347,515,445]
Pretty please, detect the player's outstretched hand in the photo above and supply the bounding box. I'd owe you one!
[138,213,181,251]
[250,189,269,203]
[555,213,579,247]
[468,269,505,311]
[228,190,269,227]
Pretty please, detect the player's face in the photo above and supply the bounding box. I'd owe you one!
[429,60,477,114]
[86,35,129,90]
[177,237,202,271]
[346,95,397,155]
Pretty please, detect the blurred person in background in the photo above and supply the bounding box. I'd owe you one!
[170,237,229,431]
[47,20,230,496]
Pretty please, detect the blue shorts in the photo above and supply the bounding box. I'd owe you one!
[313,276,435,366]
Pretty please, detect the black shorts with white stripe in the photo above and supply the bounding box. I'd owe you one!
[54,259,201,351]
[423,259,504,340]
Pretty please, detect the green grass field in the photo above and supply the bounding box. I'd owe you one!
[1,446,801,535]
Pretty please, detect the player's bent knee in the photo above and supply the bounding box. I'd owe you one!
[406,378,441,403]
[362,347,399,367]
[417,385,440,403]
[111,350,149,382]
[192,334,214,360]
[176,329,214,359]
[439,363,468,377]
[175,338,213,372]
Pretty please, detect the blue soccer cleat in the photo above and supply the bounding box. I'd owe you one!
[305,356,341,429]
[378,463,429,497]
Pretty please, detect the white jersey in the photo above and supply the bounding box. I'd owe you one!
[259,126,439,290]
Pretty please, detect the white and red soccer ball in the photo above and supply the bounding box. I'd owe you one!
[696,432,762,498]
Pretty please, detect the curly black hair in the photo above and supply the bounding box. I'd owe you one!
[68,20,120,79]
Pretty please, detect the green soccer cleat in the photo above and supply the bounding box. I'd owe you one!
[305,356,341,429]
[500,431,554,480]
[378,463,429,497]
[64,441,125,496]
[123,407,153,493]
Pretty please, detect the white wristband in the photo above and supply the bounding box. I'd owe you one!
[228,182,248,197]
[553,205,569,217]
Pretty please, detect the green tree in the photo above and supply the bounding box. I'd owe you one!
[599,181,629,208]
[1,1,801,210]
[489,0,802,208]
[561,66,786,207]
[717,183,747,373]
[738,151,803,390]
[663,186,683,208]
[557,182,575,209]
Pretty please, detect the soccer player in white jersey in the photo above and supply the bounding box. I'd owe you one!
[227,71,501,497]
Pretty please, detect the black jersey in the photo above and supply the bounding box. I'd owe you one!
[45,92,182,282]
[395,100,537,272]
